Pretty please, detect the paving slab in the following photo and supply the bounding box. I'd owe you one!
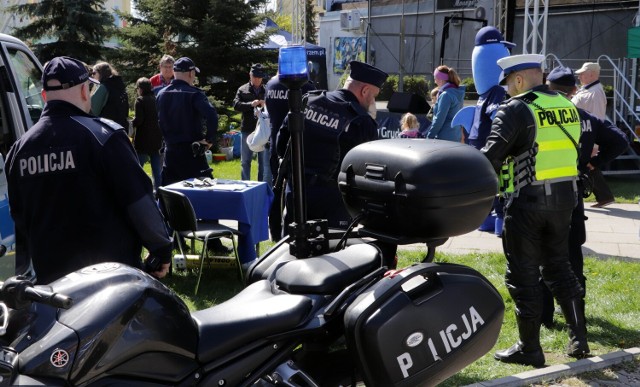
[403,203,640,261]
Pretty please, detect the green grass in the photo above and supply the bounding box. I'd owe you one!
[142,158,640,384]
[156,247,640,385]
[421,251,640,386]
[586,175,639,204]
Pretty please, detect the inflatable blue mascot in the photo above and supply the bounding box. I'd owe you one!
[453,26,514,235]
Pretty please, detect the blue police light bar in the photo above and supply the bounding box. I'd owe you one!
[278,45,308,85]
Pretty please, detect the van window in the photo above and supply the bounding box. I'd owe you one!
[6,47,44,126]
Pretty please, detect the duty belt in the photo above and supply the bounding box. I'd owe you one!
[528,176,578,196]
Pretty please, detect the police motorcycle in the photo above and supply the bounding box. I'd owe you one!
[0,47,504,386]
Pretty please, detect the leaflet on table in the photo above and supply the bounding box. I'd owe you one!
[181,178,261,190]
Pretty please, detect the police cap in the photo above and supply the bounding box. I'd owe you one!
[42,56,98,91]
[547,66,576,87]
[349,61,388,89]
[174,57,200,73]
[497,54,544,84]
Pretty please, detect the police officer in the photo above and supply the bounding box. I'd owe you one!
[265,74,316,180]
[482,54,588,367]
[234,64,267,181]
[278,61,387,228]
[156,57,229,254]
[6,56,172,283]
[277,61,398,267]
[264,73,315,241]
[156,57,217,186]
[541,66,629,327]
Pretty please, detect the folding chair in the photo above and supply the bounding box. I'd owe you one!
[157,187,242,294]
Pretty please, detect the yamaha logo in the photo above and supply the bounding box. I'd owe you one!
[50,348,69,368]
[80,262,121,274]
[406,332,424,347]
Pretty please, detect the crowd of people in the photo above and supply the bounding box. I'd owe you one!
[3,41,630,371]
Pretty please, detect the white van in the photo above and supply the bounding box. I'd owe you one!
[0,34,45,278]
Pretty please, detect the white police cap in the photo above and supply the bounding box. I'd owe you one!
[497,54,545,84]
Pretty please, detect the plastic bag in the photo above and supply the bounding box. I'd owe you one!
[247,108,271,152]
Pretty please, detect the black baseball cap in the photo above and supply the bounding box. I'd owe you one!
[250,63,266,78]
[42,56,98,91]
[174,57,200,73]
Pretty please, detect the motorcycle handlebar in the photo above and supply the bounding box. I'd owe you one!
[0,277,73,310]
[23,287,73,309]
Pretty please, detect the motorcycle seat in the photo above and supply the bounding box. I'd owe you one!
[274,243,382,294]
[192,280,313,363]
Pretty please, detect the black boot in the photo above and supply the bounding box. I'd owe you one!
[559,298,590,358]
[494,316,545,367]
[541,284,556,329]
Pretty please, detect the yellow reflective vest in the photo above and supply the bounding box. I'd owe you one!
[526,92,580,181]
[499,92,580,195]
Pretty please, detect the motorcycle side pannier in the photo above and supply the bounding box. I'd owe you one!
[338,139,498,243]
[344,263,504,387]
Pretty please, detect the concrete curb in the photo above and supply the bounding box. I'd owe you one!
[465,347,640,386]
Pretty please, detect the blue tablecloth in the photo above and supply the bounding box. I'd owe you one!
[164,179,274,264]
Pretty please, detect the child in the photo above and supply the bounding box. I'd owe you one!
[399,112,420,138]
[427,87,439,121]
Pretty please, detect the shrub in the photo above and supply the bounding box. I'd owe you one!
[379,75,398,100]
[460,77,477,100]
[403,75,432,99]
[378,75,432,100]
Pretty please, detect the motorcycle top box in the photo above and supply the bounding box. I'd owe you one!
[338,139,498,243]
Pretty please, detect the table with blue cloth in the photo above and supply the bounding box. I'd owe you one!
[164,179,274,264]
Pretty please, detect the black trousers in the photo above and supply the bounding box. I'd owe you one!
[503,195,583,321]
[541,195,587,322]
[589,168,614,203]
[161,144,212,186]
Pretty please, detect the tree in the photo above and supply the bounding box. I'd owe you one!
[109,0,176,83]
[9,0,115,64]
[265,12,292,34]
[305,0,317,44]
[113,0,274,105]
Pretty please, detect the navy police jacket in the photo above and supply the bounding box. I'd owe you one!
[277,89,379,180]
[265,76,315,146]
[576,108,628,173]
[156,79,218,146]
[6,100,172,284]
